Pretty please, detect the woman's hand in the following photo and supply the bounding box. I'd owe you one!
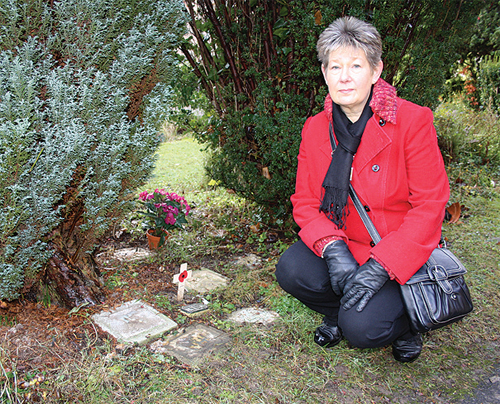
[323,240,359,295]
[341,258,389,312]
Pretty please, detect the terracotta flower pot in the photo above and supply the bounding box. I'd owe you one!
[146,229,169,250]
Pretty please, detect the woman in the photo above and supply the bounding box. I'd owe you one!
[275,16,449,363]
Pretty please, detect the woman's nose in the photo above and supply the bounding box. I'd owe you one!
[340,68,351,82]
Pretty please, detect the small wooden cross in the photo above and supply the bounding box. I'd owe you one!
[172,263,192,301]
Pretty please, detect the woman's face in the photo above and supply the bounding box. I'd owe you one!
[321,46,383,122]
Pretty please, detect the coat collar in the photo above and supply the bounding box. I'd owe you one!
[320,120,392,169]
[323,78,398,125]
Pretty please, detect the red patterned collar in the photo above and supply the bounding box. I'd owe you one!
[324,78,398,124]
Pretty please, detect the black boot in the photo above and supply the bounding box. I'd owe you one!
[392,333,423,363]
[314,323,343,348]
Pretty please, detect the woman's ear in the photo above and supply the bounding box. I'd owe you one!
[372,61,383,84]
[321,64,328,84]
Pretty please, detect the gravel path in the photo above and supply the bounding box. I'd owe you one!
[461,365,500,404]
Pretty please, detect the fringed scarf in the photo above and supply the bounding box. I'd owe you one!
[319,91,373,228]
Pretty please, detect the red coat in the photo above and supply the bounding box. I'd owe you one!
[291,80,450,284]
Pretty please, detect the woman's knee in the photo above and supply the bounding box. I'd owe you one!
[275,240,329,295]
[339,310,406,349]
[340,317,389,348]
[275,246,301,293]
[339,281,409,348]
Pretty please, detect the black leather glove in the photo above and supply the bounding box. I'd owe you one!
[341,258,389,312]
[323,240,359,296]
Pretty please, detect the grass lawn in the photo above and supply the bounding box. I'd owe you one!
[142,136,208,194]
[2,136,500,404]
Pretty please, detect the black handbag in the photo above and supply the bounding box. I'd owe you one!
[348,184,473,334]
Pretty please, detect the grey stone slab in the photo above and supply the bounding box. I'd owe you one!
[150,324,230,366]
[112,248,152,261]
[234,253,262,269]
[96,247,152,263]
[227,307,279,325]
[184,269,229,294]
[92,300,177,345]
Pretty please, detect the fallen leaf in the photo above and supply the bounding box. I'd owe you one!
[249,224,260,233]
[262,166,271,179]
[446,202,461,223]
[314,9,322,25]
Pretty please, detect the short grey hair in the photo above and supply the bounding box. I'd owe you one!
[317,16,382,70]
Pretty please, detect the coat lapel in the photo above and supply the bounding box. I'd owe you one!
[319,118,392,170]
[353,117,392,173]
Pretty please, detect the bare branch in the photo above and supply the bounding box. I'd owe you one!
[201,0,244,94]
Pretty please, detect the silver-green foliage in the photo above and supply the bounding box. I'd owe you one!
[0,0,186,300]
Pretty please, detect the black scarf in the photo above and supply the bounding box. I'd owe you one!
[320,92,373,228]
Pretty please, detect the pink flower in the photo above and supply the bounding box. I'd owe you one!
[165,213,176,225]
[138,189,190,232]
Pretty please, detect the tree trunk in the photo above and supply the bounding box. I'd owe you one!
[42,243,105,308]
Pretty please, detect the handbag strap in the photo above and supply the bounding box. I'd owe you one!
[328,123,381,245]
[348,184,381,245]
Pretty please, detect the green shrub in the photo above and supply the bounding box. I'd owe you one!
[181,0,484,219]
[478,55,500,113]
[0,0,186,303]
[434,100,500,200]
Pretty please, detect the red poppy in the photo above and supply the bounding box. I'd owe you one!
[179,270,188,282]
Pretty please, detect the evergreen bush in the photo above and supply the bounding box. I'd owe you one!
[181,0,483,220]
[0,0,186,304]
[434,100,500,189]
[478,55,500,113]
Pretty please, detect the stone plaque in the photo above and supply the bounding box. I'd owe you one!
[185,269,229,294]
[151,324,230,366]
[228,307,279,325]
[92,300,177,345]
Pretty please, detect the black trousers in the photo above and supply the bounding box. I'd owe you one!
[275,240,412,348]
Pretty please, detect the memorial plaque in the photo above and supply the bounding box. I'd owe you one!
[228,307,279,325]
[92,300,177,345]
[150,324,230,366]
[185,269,229,294]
